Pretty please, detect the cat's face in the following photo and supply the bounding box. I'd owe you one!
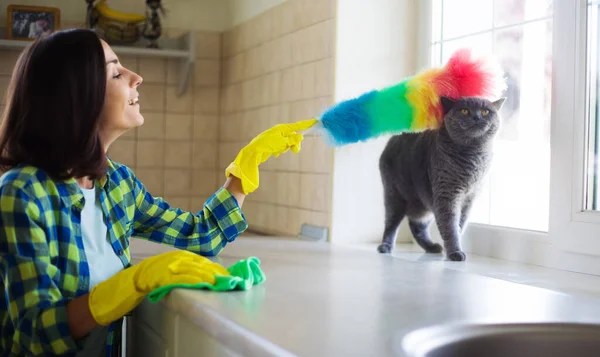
[440,96,506,145]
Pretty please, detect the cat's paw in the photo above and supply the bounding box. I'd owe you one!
[377,244,392,254]
[447,251,466,261]
[425,243,443,254]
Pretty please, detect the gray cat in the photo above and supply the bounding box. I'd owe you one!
[377,96,506,261]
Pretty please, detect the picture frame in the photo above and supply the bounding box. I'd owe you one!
[6,5,61,41]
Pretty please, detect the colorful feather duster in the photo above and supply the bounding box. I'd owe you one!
[312,48,506,146]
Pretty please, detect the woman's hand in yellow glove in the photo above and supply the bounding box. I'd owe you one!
[226,118,318,194]
[88,250,229,326]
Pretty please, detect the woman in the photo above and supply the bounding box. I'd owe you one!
[0,28,314,356]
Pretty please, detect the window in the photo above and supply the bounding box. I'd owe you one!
[586,0,600,211]
[419,0,600,263]
[429,0,553,233]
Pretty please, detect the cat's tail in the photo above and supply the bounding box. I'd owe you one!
[312,48,506,147]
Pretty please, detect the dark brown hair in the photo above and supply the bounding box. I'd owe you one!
[0,28,107,180]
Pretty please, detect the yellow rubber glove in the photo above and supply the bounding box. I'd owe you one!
[226,119,318,194]
[88,250,230,326]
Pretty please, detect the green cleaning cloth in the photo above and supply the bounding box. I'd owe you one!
[147,256,266,302]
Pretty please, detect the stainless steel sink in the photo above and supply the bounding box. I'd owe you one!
[401,323,600,357]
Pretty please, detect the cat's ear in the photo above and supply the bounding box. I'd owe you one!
[492,97,506,111]
[440,96,456,114]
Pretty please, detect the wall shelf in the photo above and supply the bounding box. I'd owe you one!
[0,28,196,96]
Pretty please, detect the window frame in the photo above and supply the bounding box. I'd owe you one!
[417,0,600,269]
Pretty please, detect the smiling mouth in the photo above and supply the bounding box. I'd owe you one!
[128,97,139,105]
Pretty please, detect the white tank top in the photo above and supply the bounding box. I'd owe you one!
[80,187,125,289]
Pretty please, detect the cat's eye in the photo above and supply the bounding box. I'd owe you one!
[481,109,490,116]
[460,109,469,115]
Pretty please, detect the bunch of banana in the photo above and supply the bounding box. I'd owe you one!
[94,0,146,24]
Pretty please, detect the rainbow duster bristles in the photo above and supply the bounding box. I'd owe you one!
[314,48,506,146]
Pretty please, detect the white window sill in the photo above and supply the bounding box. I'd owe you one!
[346,242,600,301]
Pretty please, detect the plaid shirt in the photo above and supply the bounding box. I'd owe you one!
[0,159,248,356]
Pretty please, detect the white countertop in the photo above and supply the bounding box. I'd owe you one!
[130,236,600,357]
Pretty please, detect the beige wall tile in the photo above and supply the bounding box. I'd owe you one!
[218,143,243,170]
[290,99,316,123]
[165,114,193,140]
[278,35,293,69]
[274,205,290,234]
[319,20,335,59]
[314,58,334,97]
[261,155,278,171]
[300,136,333,174]
[138,112,165,139]
[163,196,191,212]
[194,88,220,114]
[222,57,234,85]
[241,201,259,227]
[227,26,242,57]
[193,142,218,169]
[244,17,260,50]
[0,50,19,76]
[278,149,301,172]
[262,204,278,232]
[121,128,136,139]
[240,79,255,110]
[280,68,294,103]
[300,173,331,212]
[138,58,166,84]
[219,113,242,143]
[288,208,329,233]
[294,0,335,30]
[166,59,180,86]
[279,103,292,124]
[287,208,309,235]
[233,52,247,83]
[277,1,296,36]
[108,139,135,167]
[139,84,165,112]
[255,10,273,45]
[194,114,218,141]
[166,86,193,114]
[164,142,192,168]
[194,59,221,87]
[309,211,330,228]
[259,42,275,75]
[136,140,164,168]
[220,84,237,114]
[250,202,268,230]
[0,76,10,104]
[264,72,281,106]
[135,168,165,197]
[244,47,260,79]
[314,96,334,115]
[222,30,233,59]
[192,169,218,196]
[196,31,221,59]
[264,105,280,132]
[239,110,257,140]
[277,172,300,207]
[191,197,209,212]
[291,30,306,66]
[300,62,316,100]
[164,169,192,196]
[253,170,276,203]
[119,56,139,73]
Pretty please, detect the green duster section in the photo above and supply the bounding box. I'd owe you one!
[147,256,266,302]
[366,81,414,136]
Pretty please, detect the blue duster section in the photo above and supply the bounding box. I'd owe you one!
[320,91,376,145]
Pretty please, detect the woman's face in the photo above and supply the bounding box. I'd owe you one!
[98,40,144,148]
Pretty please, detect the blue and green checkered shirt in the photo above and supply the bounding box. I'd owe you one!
[0,158,248,356]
